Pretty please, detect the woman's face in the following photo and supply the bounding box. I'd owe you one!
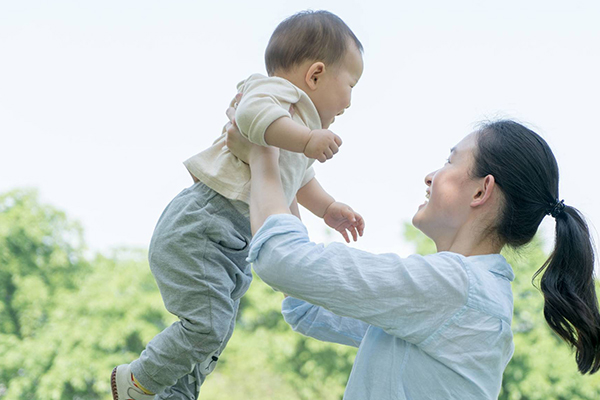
[412,132,483,245]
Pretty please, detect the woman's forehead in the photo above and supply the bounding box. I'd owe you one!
[452,131,478,154]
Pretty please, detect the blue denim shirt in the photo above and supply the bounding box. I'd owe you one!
[248,214,515,400]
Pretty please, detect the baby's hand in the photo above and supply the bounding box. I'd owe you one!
[303,129,342,163]
[323,202,365,243]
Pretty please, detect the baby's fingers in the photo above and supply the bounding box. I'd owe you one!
[354,214,365,236]
[339,228,350,243]
[341,207,357,224]
[348,225,358,242]
[331,142,340,155]
[334,134,343,147]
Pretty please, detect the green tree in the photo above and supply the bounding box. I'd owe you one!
[0,189,88,399]
[0,190,176,400]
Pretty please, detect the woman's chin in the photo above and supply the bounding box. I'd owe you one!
[411,212,423,230]
[412,203,427,226]
[412,209,434,239]
[411,217,436,244]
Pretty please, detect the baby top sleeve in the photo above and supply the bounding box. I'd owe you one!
[235,74,304,146]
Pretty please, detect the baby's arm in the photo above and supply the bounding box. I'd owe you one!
[297,178,365,243]
[264,117,342,163]
[234,76,341,163]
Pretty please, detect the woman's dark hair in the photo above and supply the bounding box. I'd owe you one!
[265,10,363,76]
[472,120,600,374]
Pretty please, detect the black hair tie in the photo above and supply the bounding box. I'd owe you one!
[549,199,566,218]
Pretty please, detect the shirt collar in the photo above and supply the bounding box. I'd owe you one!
[467,253,515,281]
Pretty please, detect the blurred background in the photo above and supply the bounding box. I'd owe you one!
[1,1,599,399]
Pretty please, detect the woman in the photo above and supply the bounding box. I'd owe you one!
[226,113,600,399]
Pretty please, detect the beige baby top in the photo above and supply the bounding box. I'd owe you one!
[184,74,322,206]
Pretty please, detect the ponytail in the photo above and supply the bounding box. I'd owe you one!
[473,120,600,374]
[534,205,600,374]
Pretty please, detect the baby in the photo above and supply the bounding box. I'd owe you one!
[112,10,364,400]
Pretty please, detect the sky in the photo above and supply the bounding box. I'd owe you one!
[1,0,599,265]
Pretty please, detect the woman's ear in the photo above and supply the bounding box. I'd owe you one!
[471,174,496,208]
[305,62,326,90]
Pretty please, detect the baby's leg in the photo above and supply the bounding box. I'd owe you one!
[155,300,240,400]
[130,182,251,397]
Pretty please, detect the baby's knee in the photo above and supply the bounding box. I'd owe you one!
[181,311,233,347]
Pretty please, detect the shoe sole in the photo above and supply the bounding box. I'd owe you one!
[110,367,119,400]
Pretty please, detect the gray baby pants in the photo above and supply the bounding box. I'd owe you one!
[130,182,252,399]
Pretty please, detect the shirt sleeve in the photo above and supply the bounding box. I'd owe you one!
[282,297,369,347]
[248,214,470,345]
[300,166,315,188]
[235,75,302,146]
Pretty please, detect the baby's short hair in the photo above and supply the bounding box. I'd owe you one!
[265,10,363,76]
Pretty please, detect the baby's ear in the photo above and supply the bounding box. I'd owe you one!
[305,62,326,90]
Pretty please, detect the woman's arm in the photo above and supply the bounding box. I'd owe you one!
[282,297,369,347]
[225,104,291,234]
[246,147,291,235]
[247,215,469,345]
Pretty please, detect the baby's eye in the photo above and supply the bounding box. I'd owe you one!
[445,158,451,165]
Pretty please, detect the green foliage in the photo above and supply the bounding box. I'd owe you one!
[2,190,600,399]
[0,190,176,400]
[0,189,88,399]
[402,222,437,255]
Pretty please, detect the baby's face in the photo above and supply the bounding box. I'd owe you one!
[311,43,363,128]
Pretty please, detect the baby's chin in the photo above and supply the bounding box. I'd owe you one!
[321,117,335,129]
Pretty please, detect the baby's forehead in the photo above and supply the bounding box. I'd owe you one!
[289,45,361,71]
[340,46,364,77]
